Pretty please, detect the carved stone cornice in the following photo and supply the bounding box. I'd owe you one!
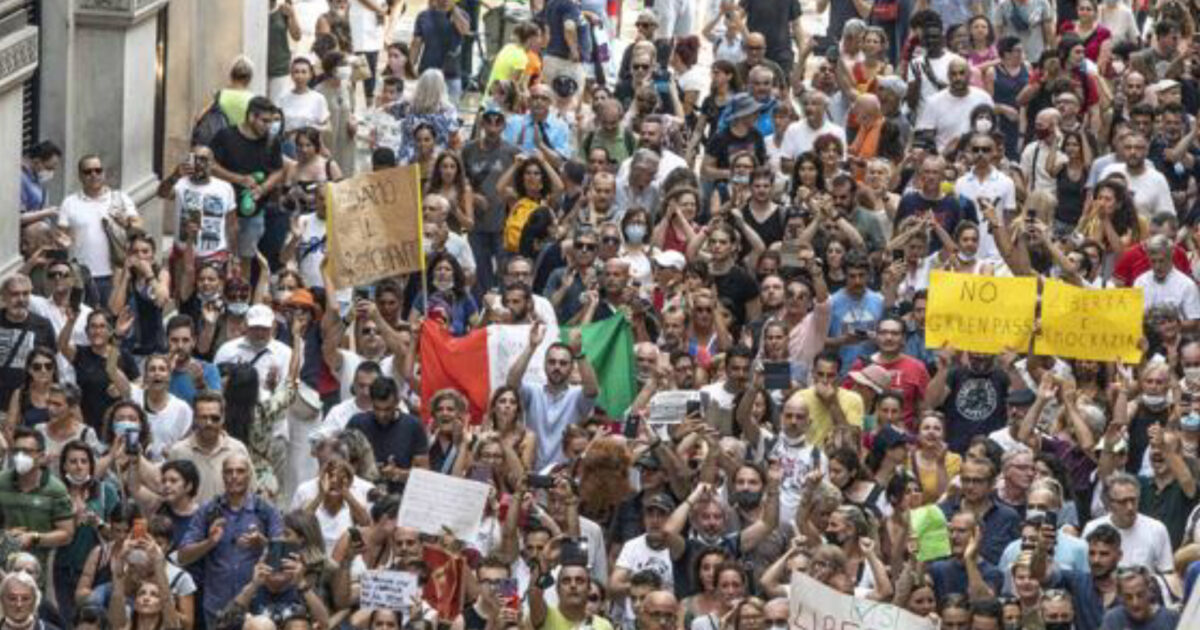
[0,25,36,93]
[76,0,170,28]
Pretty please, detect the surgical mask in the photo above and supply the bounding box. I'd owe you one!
[824,531,847,546]
[973,118,993,134]
[625,224,647,244]
[1142,393,1168,410]
[336,65,353,82]
[433,278,455,293]
[957,251,976,263]
[694,532,723,546]
[227,301,250,317]
[66,472,91,486]
[1044,623,1072,630]
[198,290,221,303]
[1185,367,1200,382]
[11,453,34,475]
[37,169,55,184]
[731,174,750,185]
[268,121,282,139]
[731,490,762,510]
[114,421,140,436]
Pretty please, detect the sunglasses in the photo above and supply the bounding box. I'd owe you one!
[636,22,654,28]
[971,146,992,153]
[81,167,104,176]
[29,362,54,372]
[576,243,597,252]
[601,236,621,245]
[633,64,651,71]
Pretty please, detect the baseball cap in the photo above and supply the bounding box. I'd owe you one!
[246,304,275,328]
[644,492,676,513]
[1007,389,1036,407]
[652,250,686,270]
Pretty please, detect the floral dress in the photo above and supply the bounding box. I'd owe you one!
[248,380,297,501]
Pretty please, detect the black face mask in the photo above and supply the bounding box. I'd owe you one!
[731,491,762,510]
[825,531,847,546]
[1044,622,1073,630]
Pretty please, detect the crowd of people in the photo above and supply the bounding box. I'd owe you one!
[13,0,1200,629]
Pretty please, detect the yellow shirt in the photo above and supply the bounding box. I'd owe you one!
[799,387,865,447]
[541,606,614,630]
[909,452,962,505]
[488,43,529,93]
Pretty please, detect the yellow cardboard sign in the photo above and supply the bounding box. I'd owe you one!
[925,271,1038,355]
[1035,280,1143,363]
[327,166,424,288]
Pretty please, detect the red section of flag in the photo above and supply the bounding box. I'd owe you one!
[418,320,490,424]
[421,545,465,620]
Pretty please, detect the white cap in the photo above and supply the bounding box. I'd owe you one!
[246,304,275,328]
[652,250,687,270]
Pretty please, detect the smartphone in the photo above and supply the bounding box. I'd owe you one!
[131,518,147,540]
[354,286,372,301]
[69,286,84,311]
[497,577,520,611]
[825,45,840,63]
[125,429,141,456]
[348,527,363,547]
[46,249,69,263]
[267,539,289,571]
[527,474,555,489]
[468,464,493,483]
[623,416,640,439]
[685,399,702,418]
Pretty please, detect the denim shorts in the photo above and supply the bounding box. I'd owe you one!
[237,213,265,258]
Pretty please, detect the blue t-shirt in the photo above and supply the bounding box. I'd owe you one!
[544,0,587,59]
[828,288,885,373]
[347,411,430,469]
[414,9,464,78]
[169,361,223,406]
[20,166,46,213]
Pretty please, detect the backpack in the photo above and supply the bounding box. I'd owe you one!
[192,90,230,147]
[504,198,541,253]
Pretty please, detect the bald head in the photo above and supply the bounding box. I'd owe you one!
[854,93,881,120]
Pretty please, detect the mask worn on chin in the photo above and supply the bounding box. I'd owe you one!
[973,118,994,134]
[37,169,55,184]
[957,251,977,263]
[198,290,221,303]
[732,490,763,510]
[432,278,455,293]
[694,532,723,546]
[625,225,647,244]
[824,531,847,546]
[227,301,250,317]
[1142,393,1169,410]
[1185,367,1200,382]
[11,453,35,475]
[66,472,91,486]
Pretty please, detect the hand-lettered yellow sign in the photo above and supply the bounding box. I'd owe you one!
[327,166,424,288]
[1035,280,1143,363]
[925,271,1038,355]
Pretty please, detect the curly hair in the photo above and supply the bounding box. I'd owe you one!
[577,436,633,520]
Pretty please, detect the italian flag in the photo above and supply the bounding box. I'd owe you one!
[419,316,638,423]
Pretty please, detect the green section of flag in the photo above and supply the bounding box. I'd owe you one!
[561,315,637,418]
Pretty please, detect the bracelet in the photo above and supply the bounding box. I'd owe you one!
[31,533,40,547]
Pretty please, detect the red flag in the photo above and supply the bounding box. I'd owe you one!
[421,545,465,620]
[418,320,490,424]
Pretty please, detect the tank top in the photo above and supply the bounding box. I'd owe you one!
[1055,166,1087,227]
[130,280,167,355]
[993,64,1029,159]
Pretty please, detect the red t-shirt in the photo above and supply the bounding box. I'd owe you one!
[1112,243,1190,286]
[844,354,931,430]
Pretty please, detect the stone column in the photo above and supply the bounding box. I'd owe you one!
[70,0,171,222]
[0,6,39,277]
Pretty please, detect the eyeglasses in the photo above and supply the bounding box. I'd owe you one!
[601,236,621,245]
[29,362,54,372]
[636,22,655,28]
[576,243,597,252]
[971,146,992,153]
[81,167,104,175]
[633,64,651,71]
[961,476,990,485]
[360,327,380,336]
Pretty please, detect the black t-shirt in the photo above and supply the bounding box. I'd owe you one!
[740,0,802,65]
[0,311,57,408]
[941,367,1009,454]
[712,265,759,329]
[744,204,786,248]
[895,192,979,254]
[73,345,141,431]
[705,128,768,175]
[210,126,284,198]
[347,411,431,468]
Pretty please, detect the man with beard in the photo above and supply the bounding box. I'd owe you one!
[770,393,828,533]
[938,458,1022,565]
[926,348,1013,453]
[844,317,929,426]
[1042,524,1125,630]
[178,453,283,629]
[663,473,780,597]
[927,511,1003,601]
[608,493,685,598]
[160,143,237,266]
[1137,424,1197,547]
[699,346,753,436]
[574,172,620,229]
[165,315,222,405]
[906,11,965,121]
[534,561,614,630]
[1100,132,1174,217]
[1129,19,1183,84]
[346,377,430,491]
[508,323,599,469]
[167,392,253,504]
[1099,569,1179,630]
[213,304,292,388]
[916,58,994,153]
[616,116,687,191]
[1154,103,1197,213]
[498,256,558,325]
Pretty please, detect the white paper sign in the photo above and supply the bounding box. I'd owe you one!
[789,573,935,630]
[397,469,491,540]
[361,570,419,612]
[647,390,700,425]
[486,323,561,392]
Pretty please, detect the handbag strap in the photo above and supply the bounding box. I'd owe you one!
[1,330,29,371]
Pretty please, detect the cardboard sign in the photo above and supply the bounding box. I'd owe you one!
[360,570,419,614]
[397,469,490,541]
[327,166,424,288]
[925,271,1038,354]
[789,573,936,630]
[1035,280,1143,363]
[647,390,701,425]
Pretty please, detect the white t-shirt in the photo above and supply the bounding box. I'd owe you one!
[213,337,293,388]
[58,189,138,278]
[1133,268,1200,319]
[348,1,384,52]
[908,52,965,120]
[1020,140,1058,194]
[615,534,675,590]
[28,295,89,384]
[781,119,846,159]
[276,89,332,132]
[955,167,1018,259]
[1081,513,1174,573]
[1099,163,1175,217]
[173,177,236,258]
[132,387,195,461]
[296,214,328,289]
[917,87,994,153]
[293,474,375,551]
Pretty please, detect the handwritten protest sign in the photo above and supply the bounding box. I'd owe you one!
[361,570,419,614]
[486,323,559,393]
[397,469,490,541]
[648,390,700,425]
[1035,280,1143,363]
[925,271,1037,355]
[790,573,935,630]
[327,166,423,288]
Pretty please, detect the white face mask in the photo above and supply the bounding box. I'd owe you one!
[37,169,55,184]
[268,121,283,138]
[1142,393,1168,409]
[973,118,994,134]
[336,65,353,82]
[625,224,647,245]
[433,278,455,293]
[12,453,35,475]
[66,472,91,486]
[1185,367,1200,382]
[227,301,250,317]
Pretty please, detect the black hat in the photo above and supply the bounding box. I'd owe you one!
[1006,389,1036,407]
